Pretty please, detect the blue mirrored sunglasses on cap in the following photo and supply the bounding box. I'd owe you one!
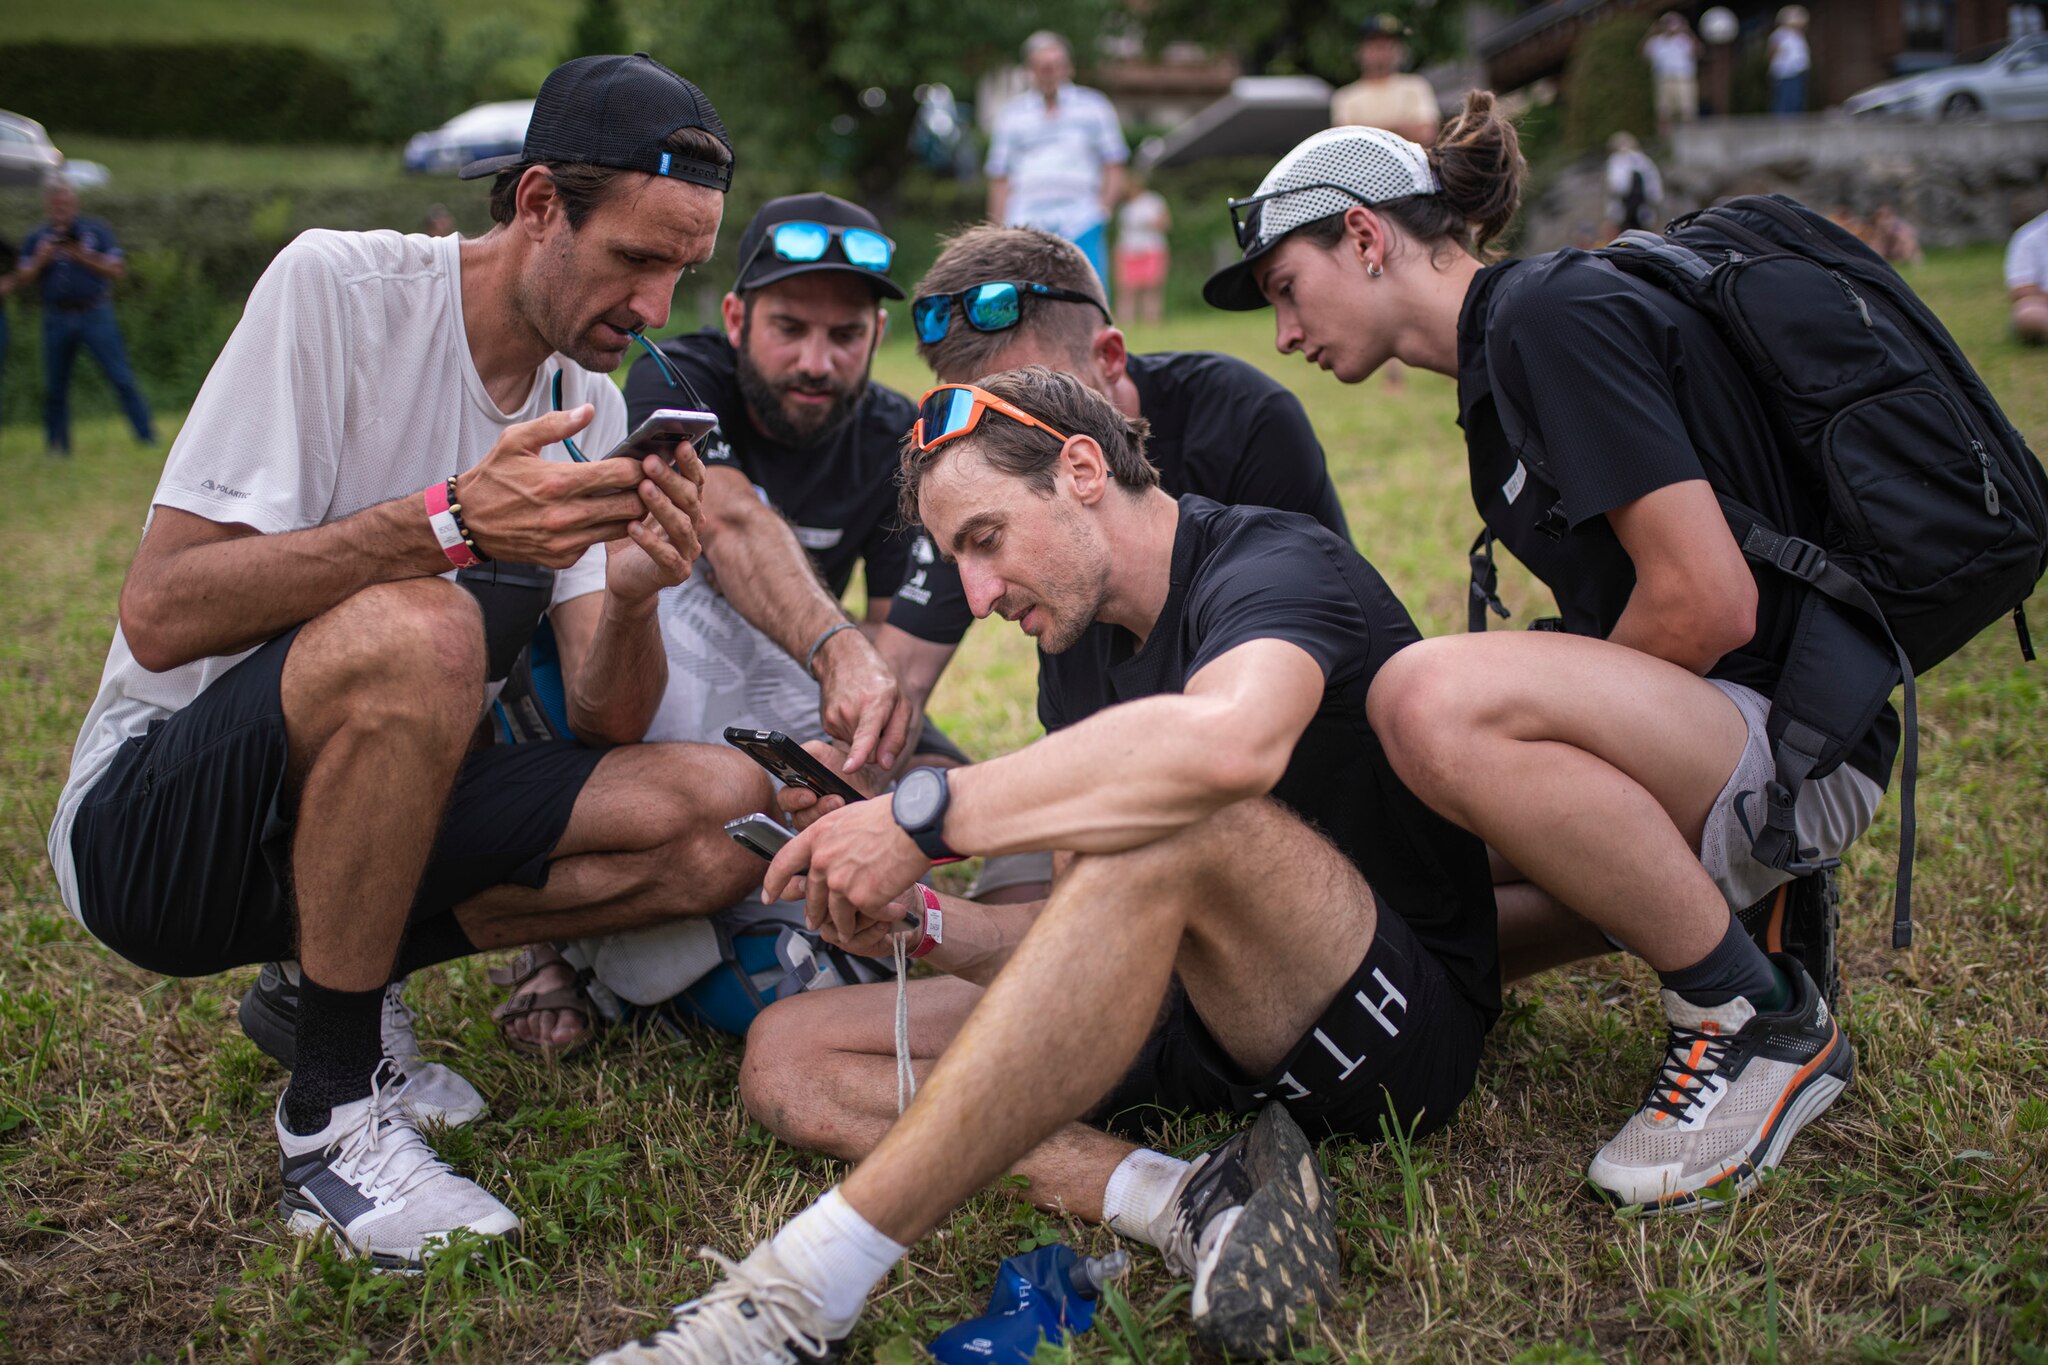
[912,280,1114,345]
[744,220,895,277]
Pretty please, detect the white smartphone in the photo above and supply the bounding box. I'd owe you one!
[601,408,719,471]
[725,813,796,861]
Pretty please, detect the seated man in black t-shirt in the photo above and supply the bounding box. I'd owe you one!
[873,223,1351,900]
[589,367,1497,1362]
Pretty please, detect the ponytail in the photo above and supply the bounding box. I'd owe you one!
[1421,90,1526,254]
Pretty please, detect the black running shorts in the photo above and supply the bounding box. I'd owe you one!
[70,625,607,979]
[1087,905,1490,1145]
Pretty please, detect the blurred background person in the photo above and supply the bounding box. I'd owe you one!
[1642,12,1703,138]
[1330,14,1440,146]
[1113,172,1171,326]
[985,31,1129,288]
[1602,132,1664,238]
[2006,201,2048,343]
[1769,7,1812,115]
[1867,203,1923,267]
[15,174,155,458]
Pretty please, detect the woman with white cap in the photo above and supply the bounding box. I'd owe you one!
[1203,93,1880,1217]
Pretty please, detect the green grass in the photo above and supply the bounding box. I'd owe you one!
[0,0,576,55]
[38,137,415,193]
[2,245,2045,1361]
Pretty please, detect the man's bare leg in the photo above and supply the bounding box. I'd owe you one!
[1490,849,1617,982]
[741,976,1136,1221]
[453,743,772,1049]
[275,578,487,1125]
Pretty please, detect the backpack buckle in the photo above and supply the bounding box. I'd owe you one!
[1771,535,1827,582]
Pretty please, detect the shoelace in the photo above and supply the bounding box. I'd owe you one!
[380,980,421,1066]
[332,1063,455,1202]
[641,1248,835,1364]
[1162,1138,1249,1265]
[1641,1022,1731,1123]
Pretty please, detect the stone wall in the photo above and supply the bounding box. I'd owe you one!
[1519,114,2048,251]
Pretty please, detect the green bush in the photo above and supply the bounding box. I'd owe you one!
[1559,13,1655,156]
[0,41,364,144]
[349,0,540,144]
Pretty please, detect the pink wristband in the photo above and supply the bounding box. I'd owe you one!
[424,480,482,569]
[908,884,944,960]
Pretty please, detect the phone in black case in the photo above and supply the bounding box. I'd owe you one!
[723,727,866,805]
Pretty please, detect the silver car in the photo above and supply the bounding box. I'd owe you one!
[1844,35,2048,120]
[0,109,63,188]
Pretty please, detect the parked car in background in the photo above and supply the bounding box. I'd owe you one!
[0,110,63,188]
[1844,35,2048,120]
[403,100,534,175]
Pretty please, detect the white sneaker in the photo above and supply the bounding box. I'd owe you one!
[277,1060,519,1271]
[591,1244,852,1363]
[1587,956,1855,1214]
[380,981,487,1126]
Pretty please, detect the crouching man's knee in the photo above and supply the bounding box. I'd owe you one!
[739,992,840,1150]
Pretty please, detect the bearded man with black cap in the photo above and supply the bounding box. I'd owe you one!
[49,55,775,1268]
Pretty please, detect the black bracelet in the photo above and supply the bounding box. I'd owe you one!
[444,475,489,563]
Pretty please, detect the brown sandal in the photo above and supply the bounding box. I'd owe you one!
[489,944,602,1058]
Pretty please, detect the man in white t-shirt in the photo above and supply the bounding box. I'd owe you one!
[1329,14,1441,146]
[47,55,770,1270]
[1642,13,1702,136]
[2006,206,2048,343]
[985,31,1129,287]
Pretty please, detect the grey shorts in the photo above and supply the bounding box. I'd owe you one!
[1699,679,1884,909]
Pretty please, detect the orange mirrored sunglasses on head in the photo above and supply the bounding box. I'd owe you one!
[912,383,1072,453]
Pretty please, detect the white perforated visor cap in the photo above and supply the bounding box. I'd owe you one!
[1202,125,1441,311]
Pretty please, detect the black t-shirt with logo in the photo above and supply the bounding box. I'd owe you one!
[625,330,919,601]
[888,349,1351,644]
[1035,495,1500,1021]
[1456,250,1898,785]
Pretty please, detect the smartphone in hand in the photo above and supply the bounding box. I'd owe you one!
[724,727,866,805]
[601,409,718,473]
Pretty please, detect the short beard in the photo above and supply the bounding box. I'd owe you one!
[735,324,869,448]
[1006,507,1110,654]
[516,233,633,374]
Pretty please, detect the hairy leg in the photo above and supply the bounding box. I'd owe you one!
[742,976,1137,1221]
[837,799,1374,1243]
[457,742,771,1048]
[1370,632,1748,974]
[281,579,488,992]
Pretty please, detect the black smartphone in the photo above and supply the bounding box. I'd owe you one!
[600,408,719,471]
[725,813,797,861]
[723,727,866,805]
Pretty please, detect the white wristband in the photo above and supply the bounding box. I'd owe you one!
[908,885,944,960]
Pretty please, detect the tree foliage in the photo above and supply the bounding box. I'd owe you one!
[566,0,633,62]
[351,0,539,144]
[1135,0,1465,86]
[639,0,1118,203]
[1559,12,1655,155]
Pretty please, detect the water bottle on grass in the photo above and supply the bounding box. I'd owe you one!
[927,1244,1132,1363]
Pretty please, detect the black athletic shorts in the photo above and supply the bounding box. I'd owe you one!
[70,625,607,980]
[1086,904,1490,1144]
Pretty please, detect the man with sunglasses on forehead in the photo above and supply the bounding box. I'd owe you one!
[592,368,1498,1363]
[870,228,1349,899]
[46,56,778,1269]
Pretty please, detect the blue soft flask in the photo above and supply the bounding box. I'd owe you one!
[928,1245,1132,1364]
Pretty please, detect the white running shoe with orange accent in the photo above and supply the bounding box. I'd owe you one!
[1588,954,1854,1214]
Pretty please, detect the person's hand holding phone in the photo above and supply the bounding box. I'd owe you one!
[776,739,891,831]
[601,450,704,607]
[762,791,933,945]
[450,405,650,567]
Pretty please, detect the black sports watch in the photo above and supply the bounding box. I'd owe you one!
[891,766,959,862]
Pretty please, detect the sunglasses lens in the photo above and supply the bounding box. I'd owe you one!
[912,296,950,344]
[841,228,892,270]
[771,221,830,262]
[963,282,1021,333]
[917,388,979,446]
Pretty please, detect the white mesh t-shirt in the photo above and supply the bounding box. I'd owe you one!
[47,227,623,918]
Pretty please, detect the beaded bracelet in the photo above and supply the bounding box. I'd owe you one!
[443,475,489,565]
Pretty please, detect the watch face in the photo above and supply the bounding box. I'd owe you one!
[895,768,943,828]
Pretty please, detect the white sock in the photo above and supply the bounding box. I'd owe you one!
[1102,1148,1192,1244]
[767,1187,906,1325]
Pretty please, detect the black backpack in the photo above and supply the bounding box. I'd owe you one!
[1470,194,2048,948]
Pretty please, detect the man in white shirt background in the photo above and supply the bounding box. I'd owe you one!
[985,31,1129,288]
[1641,12,1702,138]
[2007,201,2048,343]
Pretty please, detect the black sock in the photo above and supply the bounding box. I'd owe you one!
[281,974,386,1136]
[1657,913,1790,1011]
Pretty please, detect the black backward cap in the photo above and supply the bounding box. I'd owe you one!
[460,53,733,191]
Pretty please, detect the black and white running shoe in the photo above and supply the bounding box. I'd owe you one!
[278,1059,518,1271]
[1739,869,1842,1009]
[589,1244,850,1363]
[1154,1103,1339,1359]
[1587,953,1855,1214]
[242,962,486,1125]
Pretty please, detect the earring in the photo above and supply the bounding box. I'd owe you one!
[1367,262,1383,279]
